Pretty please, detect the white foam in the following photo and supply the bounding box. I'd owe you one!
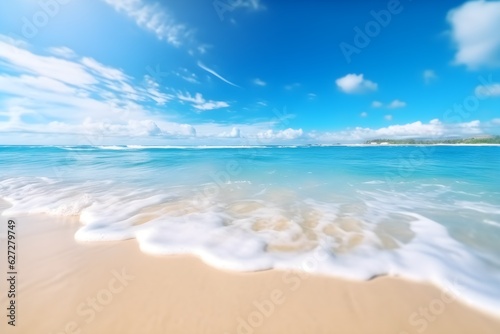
[57,146,98,151]
[483,219,500,228]
[363,180,385,184]
[455,201,500,215]
[1,176,500,316]
[96,145,129,150]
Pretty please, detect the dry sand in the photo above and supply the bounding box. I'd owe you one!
[0,200,499,334]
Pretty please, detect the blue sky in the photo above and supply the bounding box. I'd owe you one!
[0,0,499,145]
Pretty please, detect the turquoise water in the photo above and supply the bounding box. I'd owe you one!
[1,145,500,314]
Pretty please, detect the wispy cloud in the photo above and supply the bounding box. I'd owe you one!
[47,46,77,59]
[172,68,200,84]
[284,83,300,90]
[335,74,377,94]
[197,61,240,87]
[475,83,500,97]
[194,101,229,111]
[0,35,28,48]
[388,99,407,109]
[214,0,266,22]
[0,40,97,87]
[371,99,407,109]
[253,78,266,86]
[103,0,193,48]
[82,57,129,81]
[1,36,324,145]
[177,92,229,111]
[144,75,172,105]
[423,69,437,84]
[0,36,189,139]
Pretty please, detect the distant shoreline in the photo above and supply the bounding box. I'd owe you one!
[364,136,500,146]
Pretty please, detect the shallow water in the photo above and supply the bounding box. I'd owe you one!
[1,145,499,314]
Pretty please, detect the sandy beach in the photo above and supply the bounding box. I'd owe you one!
[2,0,500,331]
[0,199,498,334]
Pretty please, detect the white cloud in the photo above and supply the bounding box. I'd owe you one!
[308,93,317,100]
[197,61,239,87]
[447,0,500,68]
[144,75,172,105]
[253,78,266,86]
[360,112,368,117]
[194,101,229,111]
[219,127,241,138]
[372,100,406,109]
[196,119,496,144]
[81,57,128,81]
[193,122,272,140]
[0,72,132,123]
[173,68,199,84]
[0,36,201,142]
[384,114,393,121]
[475,83,500,97]
[177,92,204,104]
[257,128,303,140]
[310,119,488,143]
[48,46,77,59]
[1,36,497,146]
[35,119,195,138]
[197,44,210,54]
[284,83,300,90]
[388,99,407,109]
[214,0,266,23]
[103,0,192,48]
[335,74,377,94]
[0,74,76,95]
[423,69,437,83]
[0,35,28,48]
[0,39,97,87]
[177,92,229,111]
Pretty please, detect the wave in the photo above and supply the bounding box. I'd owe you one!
[55,145,275,151]
[1,176,500,316]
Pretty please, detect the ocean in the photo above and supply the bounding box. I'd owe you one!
[1,145,499,314]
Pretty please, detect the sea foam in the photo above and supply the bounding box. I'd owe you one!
[1,145,500,316]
